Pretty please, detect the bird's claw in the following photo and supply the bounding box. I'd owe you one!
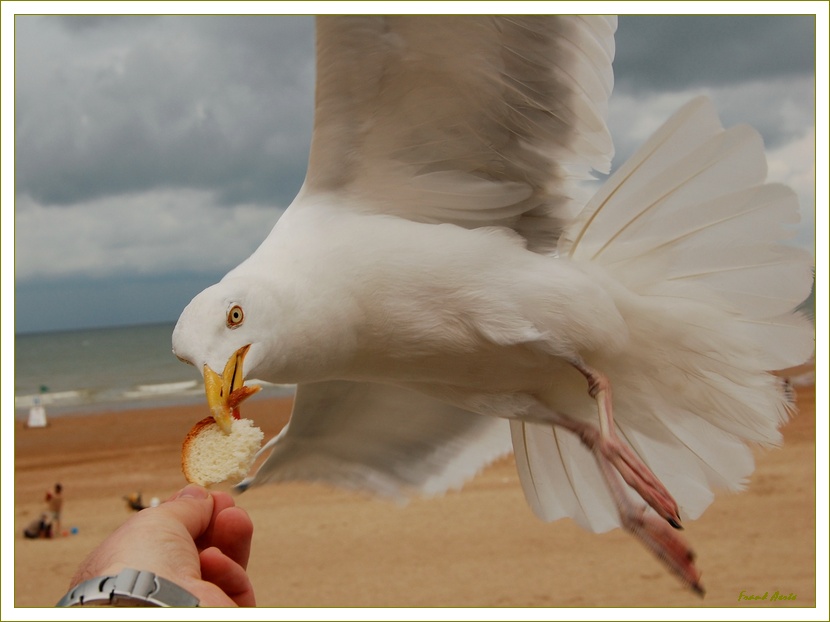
[624,506,704,596]
[600,435,683,529]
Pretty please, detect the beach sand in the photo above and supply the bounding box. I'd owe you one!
[14,372,816,609]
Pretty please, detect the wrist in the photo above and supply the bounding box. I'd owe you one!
[56,568,200,607]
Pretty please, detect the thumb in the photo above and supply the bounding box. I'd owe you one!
[155,484,215,540]
[69,485,216,589]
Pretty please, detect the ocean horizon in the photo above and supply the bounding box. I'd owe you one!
[13,321,294,418]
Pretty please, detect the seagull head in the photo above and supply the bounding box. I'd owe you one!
[172,277,269,433]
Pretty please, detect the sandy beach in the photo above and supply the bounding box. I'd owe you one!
[14,370,816,609]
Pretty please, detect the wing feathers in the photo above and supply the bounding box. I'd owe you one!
[305,15,616,252]
[240,381,513,499]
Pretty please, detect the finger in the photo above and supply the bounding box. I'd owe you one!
[209,506,254,569]
[195,491,243,553]
[210,490,236,516]
[199,547,257,607]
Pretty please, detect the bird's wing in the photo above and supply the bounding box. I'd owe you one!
[302,15,616,253]
[237,381,513,499]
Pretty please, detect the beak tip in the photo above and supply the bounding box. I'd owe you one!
[216,416,234,435]
[203,345,257,432]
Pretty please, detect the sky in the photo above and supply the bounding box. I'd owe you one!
[4,6,826,335]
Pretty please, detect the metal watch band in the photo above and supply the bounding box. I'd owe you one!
[55,568,200,607]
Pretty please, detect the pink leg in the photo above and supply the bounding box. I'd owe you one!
[593,447,704,595]
[570,359,682,528]
[524,358,704,594]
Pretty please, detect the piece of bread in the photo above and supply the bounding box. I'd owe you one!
[182,417,264,486]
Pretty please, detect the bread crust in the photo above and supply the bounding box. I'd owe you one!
[181,416,216,484]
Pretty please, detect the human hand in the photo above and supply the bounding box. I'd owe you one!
[69,484,255,607]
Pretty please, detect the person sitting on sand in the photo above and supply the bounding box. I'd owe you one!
[56,485,255,607]
[23,513,53,539]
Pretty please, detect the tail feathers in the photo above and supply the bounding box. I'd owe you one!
[734,312,815,371]
[511,410,756,531]
[559,96,755,263]
[559,94,814,376]
[513,365,767,531]
[512,96,813,533]
[592,184,812,318]
[611,290,802,442]
[559,96,812,325]
[619,411,755,520]
[510,420,620,532]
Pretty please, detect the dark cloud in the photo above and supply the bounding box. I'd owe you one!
[15,15,315,207]
[614,15,815,93]
[610,15,816,154]
[16,15,815,209]
[11,14,817,334]
[52,15,158,32]
[14,272,224,334]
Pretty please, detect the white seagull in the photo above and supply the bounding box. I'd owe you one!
[172,16,814,594]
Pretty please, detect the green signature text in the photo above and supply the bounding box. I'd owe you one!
[738,590,797,603]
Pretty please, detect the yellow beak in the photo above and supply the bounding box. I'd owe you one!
[203,344,261,434]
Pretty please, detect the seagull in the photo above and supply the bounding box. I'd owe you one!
[172,16,814,594]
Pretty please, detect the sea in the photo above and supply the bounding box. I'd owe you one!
[13,322,295,419]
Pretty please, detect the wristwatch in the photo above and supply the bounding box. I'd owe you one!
[55,568,200,607]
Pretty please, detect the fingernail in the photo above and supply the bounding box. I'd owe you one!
[175,484,209,500]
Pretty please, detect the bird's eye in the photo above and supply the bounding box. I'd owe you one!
[227,304,244,328]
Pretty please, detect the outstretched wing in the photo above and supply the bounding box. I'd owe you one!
[238,381,512,499]
[302,15,616,253]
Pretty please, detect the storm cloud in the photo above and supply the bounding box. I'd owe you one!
[10,13,819,333]
[614,16,815,92]
[15,16,315,207]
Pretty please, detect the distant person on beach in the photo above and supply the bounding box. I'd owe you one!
[23,512,53,539]
[124,491,147,512]
[46,483,63,537]
[57,485,255,607]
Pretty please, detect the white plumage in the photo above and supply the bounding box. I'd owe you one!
[172,16,814,593]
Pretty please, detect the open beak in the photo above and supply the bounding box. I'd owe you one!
[203,344,261,434]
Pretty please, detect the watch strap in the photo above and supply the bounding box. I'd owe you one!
[56,568,200,607]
